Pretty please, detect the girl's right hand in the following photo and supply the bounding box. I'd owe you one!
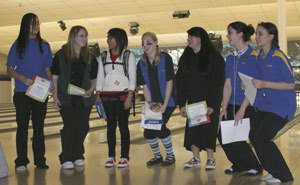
[219,108,227,123]
[180,107,187,118]
[53,99,61,111]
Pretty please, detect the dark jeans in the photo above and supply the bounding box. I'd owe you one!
[249,110,293,182]
[59,104,92,164]
[218,104,262,172]
[144,107,175,139]
[13,92,48,167]
[103,101,130,159]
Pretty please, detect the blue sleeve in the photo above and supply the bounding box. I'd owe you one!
[225,55,232,79]
[275,56,294,83]
[6,43,18,68]
[43,43,53,69]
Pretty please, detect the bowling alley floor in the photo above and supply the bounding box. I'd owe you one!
[0,103,300,185]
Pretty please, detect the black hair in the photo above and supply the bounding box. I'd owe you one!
[107,28,128,55]
[257,22,279,49]
[178,26,219,75]
[16,13,43,58]
[227,21,255,42]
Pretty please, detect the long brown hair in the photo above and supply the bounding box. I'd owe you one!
[65,25,90,63]
[142,32,161,66]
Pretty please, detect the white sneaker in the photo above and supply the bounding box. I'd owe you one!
[61,161,74,169]
[16,166,27,172]
[261,173,273,181]
[105,157,116,167]
[265,177,281,184]
[74,159,85,166]
[117,158,129,168]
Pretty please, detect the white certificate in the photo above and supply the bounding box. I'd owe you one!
[238,72,257,105]
[220,118,250,145]
[186,101,207,119]
[25,76,50,103]
[68,84,86,95]
[141,106,162,130]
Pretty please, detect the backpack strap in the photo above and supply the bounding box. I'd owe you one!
[122,50,131,78]
[101,50,131,79]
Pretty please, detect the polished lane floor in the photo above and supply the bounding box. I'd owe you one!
[0,112,300,185]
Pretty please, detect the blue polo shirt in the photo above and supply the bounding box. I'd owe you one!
[6,39,53,92]
[254,47,296,120]
[225,46,259,105]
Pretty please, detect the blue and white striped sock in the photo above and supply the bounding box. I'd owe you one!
[147,138,161,158]
[161,135,174,159]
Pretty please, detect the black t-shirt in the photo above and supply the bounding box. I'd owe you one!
[51,54,98,87]
[137,52,175,103]
[51,54,98,106]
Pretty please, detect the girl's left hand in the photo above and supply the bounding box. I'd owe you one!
[124,96,132,110]
[161,104,167,114]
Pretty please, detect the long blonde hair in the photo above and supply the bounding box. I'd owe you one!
[65,25,90,64]
[142,32,161,66]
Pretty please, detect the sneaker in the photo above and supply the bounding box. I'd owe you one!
[161,155,176,166]
[224,168,235,175]
[265,177,281,184]
[74,159,85,167]
[16,166,27,172]
[261,174,273,181]
[117,158,129,168]
[105,157,116,167]
[245,169,261,176]
[146,155,163,166]
[205,158,216,170]
[62,161,74,170]
[183,157,200,168]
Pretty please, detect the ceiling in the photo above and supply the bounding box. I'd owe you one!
[1,0,300,55]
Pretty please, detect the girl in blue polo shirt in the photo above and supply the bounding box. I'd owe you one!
[218,21,262,176]
[6,13,52,171]
[249,22,296,183]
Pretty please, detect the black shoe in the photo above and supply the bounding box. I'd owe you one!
[146,156,163,166]
[36,164,49,169]
[244,169,262,176]
[161,155,175,166]
[224,168,238,175]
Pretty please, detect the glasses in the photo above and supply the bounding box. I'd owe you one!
[142,41,153,47]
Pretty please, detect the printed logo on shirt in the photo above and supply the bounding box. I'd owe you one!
[267,64,272,67]
[114,80,120,86]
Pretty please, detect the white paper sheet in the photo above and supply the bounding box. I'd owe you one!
[25,76,50,102]
[220,118,250,145]
[68,84,86,95]
[238,72,257,105]
[144,102,162,120]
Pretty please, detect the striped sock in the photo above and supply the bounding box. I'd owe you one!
[147,138,161,158]
[161,135,174,159]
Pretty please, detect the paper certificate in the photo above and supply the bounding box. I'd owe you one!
[238,72,257,105]
[141,106,162,130]
[220,118,250,145]
[25,76,50,103]
[186,101,210,127]
[186,101,207,119]
[68,84,86,95]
